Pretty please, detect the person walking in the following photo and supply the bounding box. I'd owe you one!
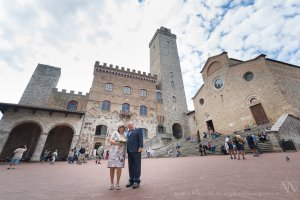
[77,147,85,165]
[246,133,258,157]
[7,145,27,169]
[50,150,58,165]
[40,149,50,163]
[96,143,104,164]
[107,123,127,190]
[126,121,143,189]
[234,135,245,160]
[67,149,75,164]
[225,136,236,159]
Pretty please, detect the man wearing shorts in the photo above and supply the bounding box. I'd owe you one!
[7,145,27,169]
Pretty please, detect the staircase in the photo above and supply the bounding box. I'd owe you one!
[144,123,279,158]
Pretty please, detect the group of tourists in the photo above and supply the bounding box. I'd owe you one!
[203,129,222,139]
[224,131,266,160]
[40,149,58,164]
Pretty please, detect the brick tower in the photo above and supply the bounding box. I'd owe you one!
[149,27,189,139]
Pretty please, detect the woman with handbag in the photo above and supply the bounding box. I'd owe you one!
[107,123,127,190]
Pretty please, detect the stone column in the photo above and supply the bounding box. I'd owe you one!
[70,135,79,150]
[0,131,10,154]
[30,133,48,161]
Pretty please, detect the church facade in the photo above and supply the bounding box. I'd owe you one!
[0,27,189,161]
[192,52,300,135]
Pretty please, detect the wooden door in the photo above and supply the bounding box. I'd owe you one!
[250,103,269,125]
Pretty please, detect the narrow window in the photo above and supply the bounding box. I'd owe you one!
[156,91,162,102]
[172,96,176,103]
[142,128,148,139]
[140,105,148,116]
[171,81,175,88]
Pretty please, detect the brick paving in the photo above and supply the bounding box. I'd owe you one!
[0,152,300,200]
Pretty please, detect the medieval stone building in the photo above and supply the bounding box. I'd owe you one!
[0,27,189,161]
[192,52,300,136]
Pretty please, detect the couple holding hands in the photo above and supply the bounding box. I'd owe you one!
[107,121,143,190]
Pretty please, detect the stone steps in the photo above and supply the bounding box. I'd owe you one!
[144,123,277,158]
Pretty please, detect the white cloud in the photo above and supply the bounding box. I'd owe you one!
[0,0,300,115]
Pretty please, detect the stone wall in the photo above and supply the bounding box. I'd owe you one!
[0,108,83,161]
[187,111,199,137]
[47,88,89,111]
[266,60,300,118]
[276,115,300,151]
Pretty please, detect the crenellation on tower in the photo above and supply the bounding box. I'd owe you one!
[94,61,157,82]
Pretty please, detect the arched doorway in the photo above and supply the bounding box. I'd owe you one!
[42,125,74,161]
[172,123,183,139]
[0,122,41,161]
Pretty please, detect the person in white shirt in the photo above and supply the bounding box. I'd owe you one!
[7,145,27,169]
[50,150,58,165]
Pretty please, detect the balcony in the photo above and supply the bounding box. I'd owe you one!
[119,110,132,119]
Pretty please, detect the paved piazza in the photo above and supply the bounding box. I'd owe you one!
[1,153,299,200]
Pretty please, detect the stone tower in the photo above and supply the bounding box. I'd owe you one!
[19,64,61,106]
[149,27,189,139]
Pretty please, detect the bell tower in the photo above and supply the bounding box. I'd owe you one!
[149,27,189,139]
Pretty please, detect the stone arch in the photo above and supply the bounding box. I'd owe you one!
[207,61,221,77]
[42,125,74,161]
[172,123,183,139]
[0,122,42,161]
[47,123,76,136]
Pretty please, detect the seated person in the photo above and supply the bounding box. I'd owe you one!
[258,133,266,143]
[221,145,227,155]
[207,142,212,150]
[199,143,207,156]
[207,142,216,153]
[211,144,216,153]
[176,150,181,157]
[244,125,252,131]
[262,132,269,141]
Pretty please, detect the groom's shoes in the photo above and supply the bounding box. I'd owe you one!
[126,182,134,188]
[132,183,139,189]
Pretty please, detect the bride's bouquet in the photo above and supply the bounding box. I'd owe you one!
[118,137,127,143]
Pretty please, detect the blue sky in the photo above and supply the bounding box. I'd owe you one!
[0,0,300,113]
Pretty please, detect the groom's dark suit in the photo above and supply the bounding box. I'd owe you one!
[127,128,143,184]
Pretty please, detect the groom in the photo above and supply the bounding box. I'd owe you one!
[126,121,143,189]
